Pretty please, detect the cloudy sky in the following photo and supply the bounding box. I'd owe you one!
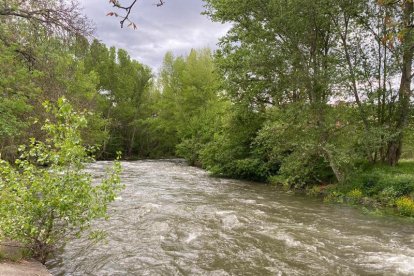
[78,0,230,70]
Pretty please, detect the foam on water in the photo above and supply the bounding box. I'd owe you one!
[360,253,414,275]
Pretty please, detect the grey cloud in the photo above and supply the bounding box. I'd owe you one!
[79,0,230,71]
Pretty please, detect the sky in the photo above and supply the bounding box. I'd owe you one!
[78,0,231,70]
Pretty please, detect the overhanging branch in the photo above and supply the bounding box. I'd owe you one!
[108,0,165,29]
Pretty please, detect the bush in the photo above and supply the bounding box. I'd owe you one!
[360,173,380,194]
[0,98,123,264]
[232,158,270,181]
[345,165,414,199]
[378,186,399,205]
[276,152,335,189]
[391,178,414,197]
[324,191,345,204]
[396,197,414,217]
[327,161,414,215]
[176,138,202,166]
[347,189,363,203]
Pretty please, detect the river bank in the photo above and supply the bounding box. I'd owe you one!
[0,261,51,276]
[0,242,51,276]
[300,160,414,218]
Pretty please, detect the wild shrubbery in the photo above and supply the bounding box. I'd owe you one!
[323,161,414,216]
[396,197,414,216]
[0,98,123,264]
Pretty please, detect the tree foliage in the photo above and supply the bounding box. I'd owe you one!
[82,40,153,158]
[199,0,414,185]
[0,98,122,264]
[143,49,222,160]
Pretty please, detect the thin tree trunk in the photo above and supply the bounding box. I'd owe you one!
[386,1,414,166]
[321,146,344,183]
[128,127,137,157]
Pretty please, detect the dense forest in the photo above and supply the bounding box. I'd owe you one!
[1,0,414,262]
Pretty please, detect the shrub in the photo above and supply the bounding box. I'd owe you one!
[361,174,380,191]
[0,98,123,264]
[268,175,289,188]
[391,177,414,197]
[232,158,269,181]
[324,191,345,203]
[347,189,363,203]
[378,186,399,205]
[307,185,323,197]
[395,197,414,217]
[346,167,414,198]
[176,138,202,166]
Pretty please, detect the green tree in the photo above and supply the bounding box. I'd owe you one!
[0,33,41,160]
[147,49,222,161]
[0,98,123,264]
[203,0,350,182]
[203,0,414,185]
[81,40,154,158]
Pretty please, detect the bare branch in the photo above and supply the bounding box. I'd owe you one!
[0,0,93,36]
[108,0,165,29]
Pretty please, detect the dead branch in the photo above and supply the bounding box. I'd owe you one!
[108,0,165,29]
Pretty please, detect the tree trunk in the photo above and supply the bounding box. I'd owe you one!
[386,1,414,166]
[128,127,137,157]
[387,137,402,166]
[321,146,344,183]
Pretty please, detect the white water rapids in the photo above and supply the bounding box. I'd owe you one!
[48,160,414,275]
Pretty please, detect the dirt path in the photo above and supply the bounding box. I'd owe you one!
[0,241,51,276]
[0,261,51,276]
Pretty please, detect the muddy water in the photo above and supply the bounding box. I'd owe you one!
[48,160,414,275]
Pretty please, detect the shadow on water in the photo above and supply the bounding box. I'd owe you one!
[47,160,414,276]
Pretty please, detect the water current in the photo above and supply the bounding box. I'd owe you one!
[48,160,414,275]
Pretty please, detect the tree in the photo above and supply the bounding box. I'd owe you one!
[329,0,414,165]
[82,40,153,158]
[204,0,414,172]
[0,37,40,160]
[380,0,414,165]
[146,49,222,161]
[203,0,352,182]
[0,0,91,35]
[0,98,123,264]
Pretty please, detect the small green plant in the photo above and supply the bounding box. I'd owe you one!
[324,191,344,203]
[307,185,323,197]
[395,197,414,217]
[347,189,363,203]
[268,175,291,190]
[378,186,399,205]
[0,98,123,264]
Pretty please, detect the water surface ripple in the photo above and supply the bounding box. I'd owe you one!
[48,160,414,275]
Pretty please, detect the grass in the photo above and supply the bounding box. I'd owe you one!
[319,159,414,217]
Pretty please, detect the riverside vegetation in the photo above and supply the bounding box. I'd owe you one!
[0,98,123,264]
[1,0,414,264]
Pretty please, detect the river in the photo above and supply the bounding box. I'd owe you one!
[47,160,414,275]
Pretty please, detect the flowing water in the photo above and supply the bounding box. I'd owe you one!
[48,160,414,275]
